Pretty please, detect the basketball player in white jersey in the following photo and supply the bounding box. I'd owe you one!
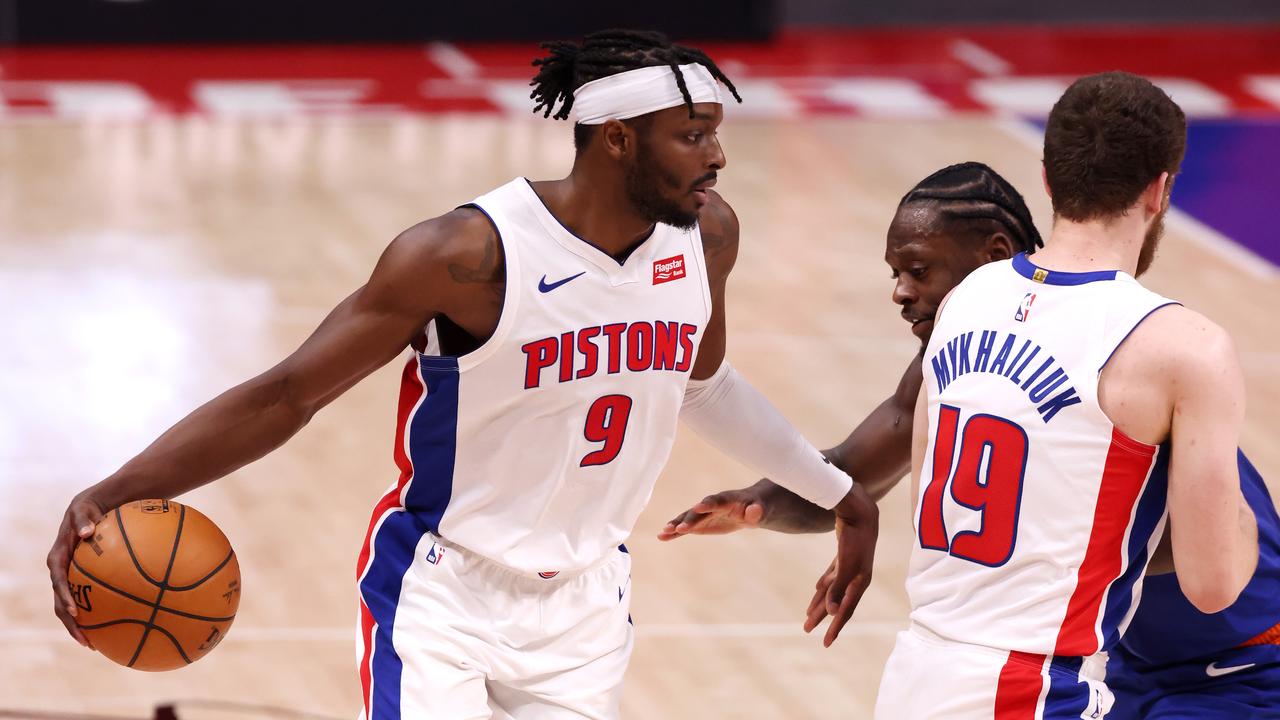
[870,71,1258,718]
[667,162,1280,719]
[45,30,878,718]
[670,73,1260,717]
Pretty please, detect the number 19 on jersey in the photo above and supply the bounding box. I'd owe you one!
[918,405,1029,567]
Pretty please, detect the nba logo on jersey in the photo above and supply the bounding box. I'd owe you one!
[653,255,686,285]
[1014,292,1036,322]
[426,543,445,565]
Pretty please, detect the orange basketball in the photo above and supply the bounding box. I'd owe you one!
[66,499,241,671]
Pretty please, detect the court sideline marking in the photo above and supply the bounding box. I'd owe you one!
[0,621,905,643]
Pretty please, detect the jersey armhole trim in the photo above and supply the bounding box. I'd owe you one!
[1098,301,1182,374]
[688,224,714,328]
[443,202,521,372]
[1110,426,1160,456]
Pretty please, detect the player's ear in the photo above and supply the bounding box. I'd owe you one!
[1142,171,1171,217]
[600,119,632,161]
[985,232,1015,262]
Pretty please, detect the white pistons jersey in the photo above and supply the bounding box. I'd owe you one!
[908,253,1178,657]
[362,178,712,577]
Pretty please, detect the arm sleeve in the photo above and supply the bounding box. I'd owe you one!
[680,361,853,509]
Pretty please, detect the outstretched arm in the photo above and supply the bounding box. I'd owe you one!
[678,191,878,640]
[660,355,920,539]
[47,208,500,645]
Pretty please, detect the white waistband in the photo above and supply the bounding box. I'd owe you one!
[430,532,627,583]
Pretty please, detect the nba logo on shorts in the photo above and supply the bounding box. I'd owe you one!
[426,543,445,565]
[1015,292,1036,322]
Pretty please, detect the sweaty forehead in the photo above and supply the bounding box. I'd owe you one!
[886,204,953,255]
[890,202,946,238]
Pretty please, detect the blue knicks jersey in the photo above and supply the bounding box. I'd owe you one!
[1120,450,1280,664]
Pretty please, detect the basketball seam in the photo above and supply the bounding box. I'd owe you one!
[77,616,199,663]
[78,609,226,661]
[114,505,165,588]
[72,558,238,622]
[73,556,240,622]
[79,616,193,663]
[147,620,196,665]
[155,606,237,623]
[127,504,186,669]
[72,559,160,608]
[166,550,234,592]
[78,618,151,630]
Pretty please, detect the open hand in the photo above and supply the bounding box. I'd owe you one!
[657,486,766,541]
[804,484,878,646]
[47,493,107,649]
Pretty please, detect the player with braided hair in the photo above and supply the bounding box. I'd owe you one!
[665,154,1278,718]
[529,29,742,123]
[661,162,1042,587]
[47,29,880,720]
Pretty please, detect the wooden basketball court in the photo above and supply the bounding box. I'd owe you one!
[1,110,1277,718]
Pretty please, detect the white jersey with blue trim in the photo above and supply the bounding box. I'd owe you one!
[369,178,713,575]
[908,253,1179,657]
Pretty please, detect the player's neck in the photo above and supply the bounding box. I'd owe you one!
[531,174,657,258]
[1036,215,1144,276]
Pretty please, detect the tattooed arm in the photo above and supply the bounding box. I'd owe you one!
[661,357,919,539]
[48,208,504,645]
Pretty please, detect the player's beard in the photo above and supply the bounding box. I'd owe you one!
[1135,206,1167,277]
[624,139,699,230]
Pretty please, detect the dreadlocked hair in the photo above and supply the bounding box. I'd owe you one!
[899,162,1044,254]
[529,29,742,151]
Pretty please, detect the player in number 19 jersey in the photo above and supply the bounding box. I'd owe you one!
[880,254,1176,716]
[877,72,1258,719]
[661,159,1276,719]
[907,255,1176,654]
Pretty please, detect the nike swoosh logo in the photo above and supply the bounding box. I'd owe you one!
[1206,661,1256,677]
[538,271,585,293]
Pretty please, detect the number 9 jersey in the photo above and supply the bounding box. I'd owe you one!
[908,253,1178,658]
[368,178,712,576]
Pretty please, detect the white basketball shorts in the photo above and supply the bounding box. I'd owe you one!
[358,528,634,719]
[875,624,1114,719]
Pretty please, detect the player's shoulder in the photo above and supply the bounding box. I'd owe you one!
[1129,303,1228,344]
[1141,299,1228,356]
[1120,303,1237,375]
[698,190,739,280]
[699,189,738,236]
[385,207,500,275]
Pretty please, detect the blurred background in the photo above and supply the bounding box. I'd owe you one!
[1,1,1277,718]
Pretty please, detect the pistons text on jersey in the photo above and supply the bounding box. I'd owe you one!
[521,321,699,389]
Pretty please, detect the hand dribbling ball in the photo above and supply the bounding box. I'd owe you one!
[66,499,241,671]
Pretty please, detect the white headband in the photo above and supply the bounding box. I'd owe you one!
[571,63,723,125]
